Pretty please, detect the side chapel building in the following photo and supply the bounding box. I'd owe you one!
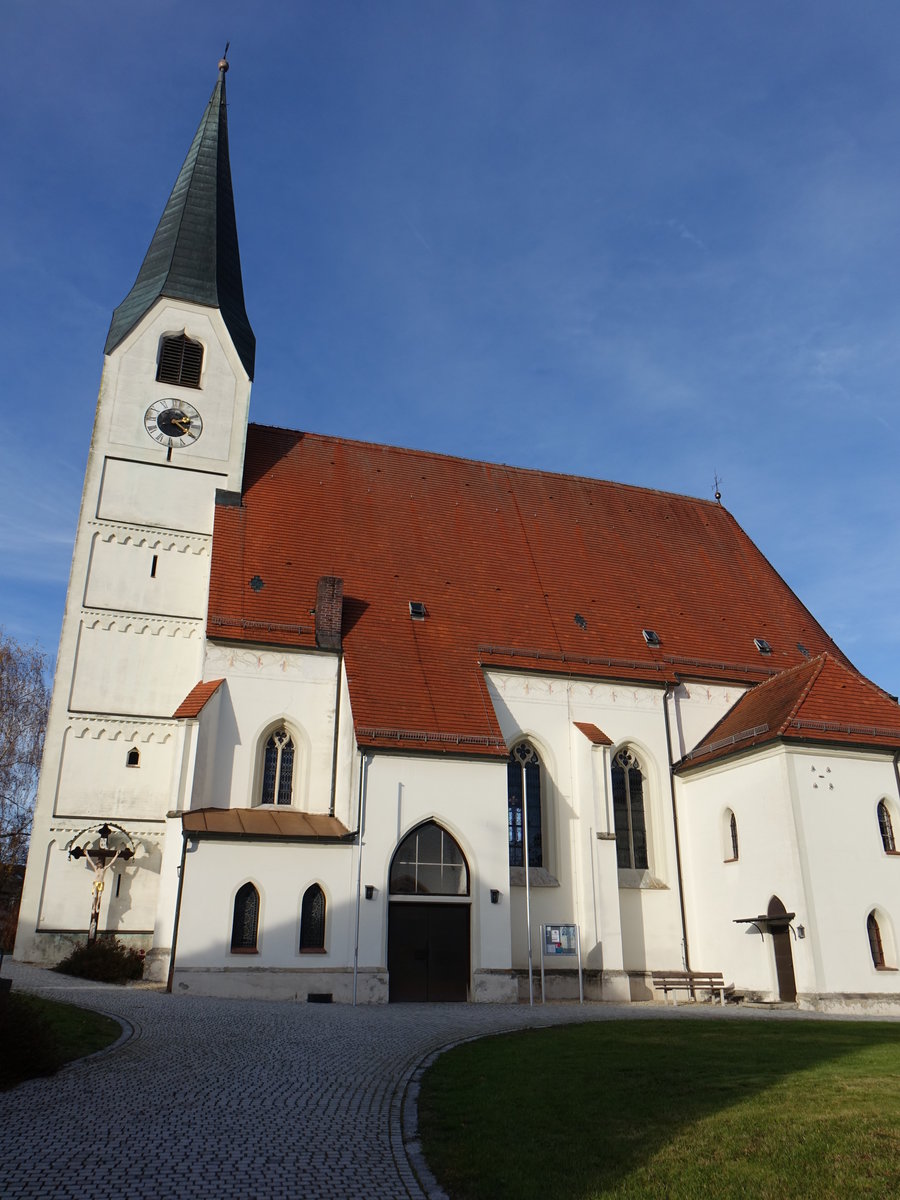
[15,62,900,1010]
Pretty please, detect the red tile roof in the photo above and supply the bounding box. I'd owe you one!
[182,807,351,840]
[680,654,900,768]
[574,722,613,746]
[173,678,225,719]
[207,425,854,756]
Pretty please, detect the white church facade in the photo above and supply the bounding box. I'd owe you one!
[15,63,900,1012]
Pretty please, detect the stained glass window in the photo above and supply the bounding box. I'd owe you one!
[261,728,294,805]
[612,747,648,870]
[300,884,326,951]
[231,883,259,951]
[507,743,542,867]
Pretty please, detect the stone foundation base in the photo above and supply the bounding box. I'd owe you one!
[797,991,900,1016]
[514,968,631,1003]
[15,929,154,968]
[170,966,389,1004]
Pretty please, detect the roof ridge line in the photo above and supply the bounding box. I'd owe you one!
[778,654,827,735]
[246,423,722,507]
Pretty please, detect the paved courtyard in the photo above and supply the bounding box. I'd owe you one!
[2,962,890,1200]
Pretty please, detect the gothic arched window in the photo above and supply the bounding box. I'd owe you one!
[724,809,739,862]
[300,884,326,952]
[611,747,648,870]
[507,742,543,868]
[231,883,259,952]
[868,911,886,970]
[389,822,469,895]
[157,332,203,388]
[260,727,294,806]
[877,800,896,854]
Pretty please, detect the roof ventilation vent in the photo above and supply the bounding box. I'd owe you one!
[642,629,660,647]
[409,601,427,621]
[574,613,587,630]
[797,643,810,658]
[754,637,772,655]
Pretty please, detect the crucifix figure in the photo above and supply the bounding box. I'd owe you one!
[68,824,135,943]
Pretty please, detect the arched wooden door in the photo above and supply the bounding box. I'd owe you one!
[768,895,797,1002]
[387,821,470,1002]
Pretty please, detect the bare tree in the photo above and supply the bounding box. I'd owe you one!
[0,632,49,870]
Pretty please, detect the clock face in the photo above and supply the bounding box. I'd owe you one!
[144,399,203,447]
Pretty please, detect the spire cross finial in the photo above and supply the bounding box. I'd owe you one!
[219,42,230,73]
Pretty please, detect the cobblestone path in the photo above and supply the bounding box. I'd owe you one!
[0,962,871,1199]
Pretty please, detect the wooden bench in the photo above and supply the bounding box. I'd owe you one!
[651,970,732,1006]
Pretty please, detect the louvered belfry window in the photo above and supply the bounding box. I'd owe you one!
[157,333,203,388]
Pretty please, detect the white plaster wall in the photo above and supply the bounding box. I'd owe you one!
[16,296,250,965]
[670,680,749,758]
[34,828,164,935]
[197,645,343,812]
[786,747,900,995]
[55,720,179,820]
[355,753,512,981]
[677,747,809,997]
[102,299,251,492]
[84,528,210,616]
[174,839,357,971]
[485,670,684,973]
[70,617,204,717]
[97,459,222,534]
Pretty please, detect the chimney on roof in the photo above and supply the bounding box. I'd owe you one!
[315,577,343,651]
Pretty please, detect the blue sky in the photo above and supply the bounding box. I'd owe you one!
[2,2,899,695]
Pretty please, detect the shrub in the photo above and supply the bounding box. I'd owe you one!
[54,936,144,984]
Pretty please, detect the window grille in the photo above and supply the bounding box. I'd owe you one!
[231,883,259,951]
[868,911,886,969]
[157,333,203,388]
[261,728,294,805]
[728,810,739,861]
[507,742,543,868]
[878,800,896,853]
[300,884,326,951]
[612,747,648,870]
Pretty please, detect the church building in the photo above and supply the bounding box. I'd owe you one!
[15,62,900,1011]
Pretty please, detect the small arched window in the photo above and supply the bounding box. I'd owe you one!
[612,747,648,870]
[390,822,469,895]
[507,742,543,867]
[231,883,259,952]
[877,800,896,854]
[157,332,203,388]
[126,747,140,768]
[868,911,886,970]
[260,727,294,805]
[724,809,739,862]
[300,884,326,952]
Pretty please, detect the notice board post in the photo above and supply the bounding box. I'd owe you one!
[539,923,583,1004]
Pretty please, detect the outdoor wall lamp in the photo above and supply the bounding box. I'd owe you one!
[490,889,501,905]
[364,885,376,900]
[797,924,806,939]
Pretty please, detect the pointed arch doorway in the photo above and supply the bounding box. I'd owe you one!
[387,821,471,1002]
[768,896,797,1002]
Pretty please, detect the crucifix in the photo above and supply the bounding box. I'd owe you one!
[68,823,135,943]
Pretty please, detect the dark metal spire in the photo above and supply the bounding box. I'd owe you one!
[105,59,256,379]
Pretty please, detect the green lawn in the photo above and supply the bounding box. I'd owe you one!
[418,1019,900,1199]
[0,992,121,1089]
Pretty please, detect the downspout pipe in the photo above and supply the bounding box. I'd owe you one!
[351,750,369,1006]
[328,651,344,818]
[166,829,190,994]
[662,683,692,972]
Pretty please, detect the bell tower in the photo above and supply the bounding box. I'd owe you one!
[16,59,255,969]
